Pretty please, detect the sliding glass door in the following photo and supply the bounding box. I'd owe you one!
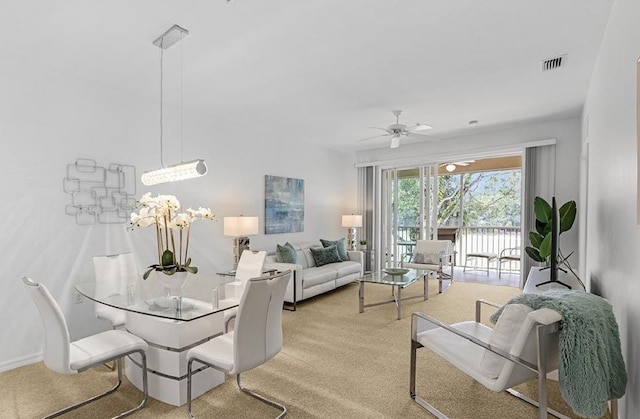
[381,165,438,267]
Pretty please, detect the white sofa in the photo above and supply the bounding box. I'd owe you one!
[263,242,363,310]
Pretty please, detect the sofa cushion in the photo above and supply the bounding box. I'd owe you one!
[300,249,315,268]
[320,238,349,261]
[478,303,533,379]
[302,265,339,288]
[309,245,342,267]
[276,242,298,263]
[334,261,362,277]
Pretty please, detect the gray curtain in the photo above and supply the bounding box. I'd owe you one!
[358,166,375,272]
[521,144,556,288]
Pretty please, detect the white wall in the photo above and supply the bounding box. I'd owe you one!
[355,117,583,268]
[0,53,358,371]
[582,0,640,416]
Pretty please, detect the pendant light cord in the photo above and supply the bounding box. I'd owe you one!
[180,38,184,164]
[159,42,165,168]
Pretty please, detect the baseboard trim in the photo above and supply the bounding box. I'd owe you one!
[0,352,42,373]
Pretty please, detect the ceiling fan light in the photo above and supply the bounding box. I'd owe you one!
[445,163,456,172]
[390,135,400,149]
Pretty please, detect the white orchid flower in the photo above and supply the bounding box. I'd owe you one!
[130,207,156,227]
[187,207,215,220]
[199,207,215,220]
[157,195,180,211]
[169,213,191,230]
[138,192,155,207]
[130,193,214,275]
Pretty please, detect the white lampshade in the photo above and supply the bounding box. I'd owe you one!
[341,214,363,228]
[141,159,208,186]
[445,163,456,172]
[390,134,401,149]
[224,216,259,237]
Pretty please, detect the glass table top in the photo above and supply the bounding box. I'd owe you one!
[358,268,433,287]
[75,273,238,322]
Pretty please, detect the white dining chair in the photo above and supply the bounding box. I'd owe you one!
[92,252,138,329]
[186,270,291,418]
[223,250,267,332]
[22,277,149,418]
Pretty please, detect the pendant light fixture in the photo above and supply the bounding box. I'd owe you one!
[141,24,208,186]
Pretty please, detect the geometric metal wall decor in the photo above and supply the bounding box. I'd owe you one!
[63,158,137,225]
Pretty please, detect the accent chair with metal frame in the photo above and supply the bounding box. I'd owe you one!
[411,299,572,419]
[22,276,149,418]
[402,239,454,293]
[223,249,267,332]
[186,270,291,418]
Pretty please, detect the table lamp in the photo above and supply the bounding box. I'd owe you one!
[342,214,362,251]
[224,216,259,268]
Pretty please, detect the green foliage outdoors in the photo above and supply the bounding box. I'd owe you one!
[395,169,521,229]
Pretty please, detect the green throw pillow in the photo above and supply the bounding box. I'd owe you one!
[276,242,298,264]
[309,245,341,267]
[320,238,349,261]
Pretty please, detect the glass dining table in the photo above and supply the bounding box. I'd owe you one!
[75,273,239,407]
[75,273,238,322]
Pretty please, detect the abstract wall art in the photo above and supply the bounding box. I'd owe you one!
[264,175,304,234]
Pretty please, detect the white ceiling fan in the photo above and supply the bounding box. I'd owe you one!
[356,110,434,149]
[439,160,476,172]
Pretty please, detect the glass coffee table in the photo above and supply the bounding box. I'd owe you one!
[357,268,433,320]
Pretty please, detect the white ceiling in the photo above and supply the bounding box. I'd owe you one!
[2,1,614,152]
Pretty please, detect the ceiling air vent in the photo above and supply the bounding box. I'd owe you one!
[541,55,566,72]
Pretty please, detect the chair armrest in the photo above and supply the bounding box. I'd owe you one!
[411,312,539,373]
[438,252,454,268]
[475,299,501,322]
[528,308,562,325]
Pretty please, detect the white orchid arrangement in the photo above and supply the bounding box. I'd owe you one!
[130,193,215,279]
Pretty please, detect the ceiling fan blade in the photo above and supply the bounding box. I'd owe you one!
[407,132,439,142]
[367,126,392,133]
[356,133,390,142]
[407,123,433,132]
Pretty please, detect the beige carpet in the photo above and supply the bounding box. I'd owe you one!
[0,280,608,418]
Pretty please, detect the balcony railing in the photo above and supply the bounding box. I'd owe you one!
[396,226,521,271]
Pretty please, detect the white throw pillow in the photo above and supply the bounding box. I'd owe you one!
[478,303,532,379]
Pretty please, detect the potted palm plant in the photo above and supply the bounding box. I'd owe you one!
[525,196,584,289]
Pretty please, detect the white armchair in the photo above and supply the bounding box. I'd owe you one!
[410,299,567,419]
[402,240,454,293]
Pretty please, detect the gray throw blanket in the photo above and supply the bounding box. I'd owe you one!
[490,290,627,418]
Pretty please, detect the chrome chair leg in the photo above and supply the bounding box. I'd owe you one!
[224,315,236,333]
[43,350,148,419]
[236,373,287,418]
[103,359,117,371]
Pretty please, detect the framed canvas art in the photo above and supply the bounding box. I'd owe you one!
[265,175,304,234]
